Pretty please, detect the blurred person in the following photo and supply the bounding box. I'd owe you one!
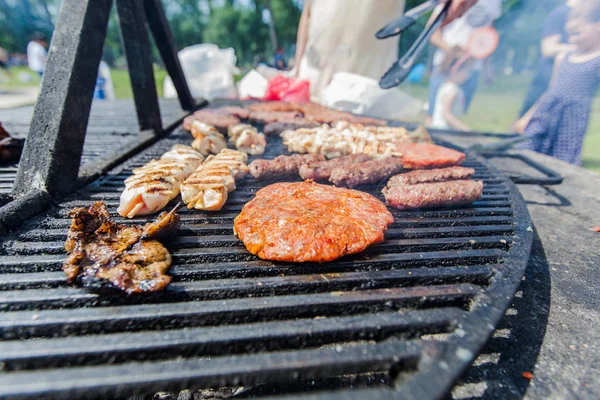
[431,49,475,131]
[274,47,288,71]
[426,0,502,125]
[27,32,47,77]
[0,46,12,79]
[293,0,478,100]
[518,0,578,117]
[514,0,600,165]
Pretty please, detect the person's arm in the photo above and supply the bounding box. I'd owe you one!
[444,0,478,26]
[292,0,310,77]
[513,52,566,133]
[442,91,471,131]
[541,35,574,58]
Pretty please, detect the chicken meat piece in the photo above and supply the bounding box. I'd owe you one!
[234,181,393,262]
[63,202,180,294]
[227,124,267,155]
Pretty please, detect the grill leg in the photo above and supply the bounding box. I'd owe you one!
[12,0,113,198]
[143,0,195,111]
[116,0,163,134]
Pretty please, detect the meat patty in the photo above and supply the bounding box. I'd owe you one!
[249,111,304,124]
[249,154,325,180]
[215,106,250,119]
[395,142,465,169]
[191,110,241,133]
[383,180,483,210]
[299,154,372,181]
[329,157,404,188]
[263,120,320,136]
[234,181,394,262]
[387,166,475,187]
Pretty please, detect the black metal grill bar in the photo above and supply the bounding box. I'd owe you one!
[0,308,461,371]
[0,339,422,400]
[5,235,512,257]
[0,284,478,340]
[0,265,492,311]
[0,248,505,274]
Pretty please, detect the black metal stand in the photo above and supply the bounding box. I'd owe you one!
[12,0,197,201]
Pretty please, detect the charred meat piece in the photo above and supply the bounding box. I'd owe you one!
[383,180,483,210]
[387,166,475,187]
[395,142,465,169]
[263,120,320,136]
[248,111,304,125]
[299,154,372,181]
[329,157,404,188]
[234,181,393,262]
[249,154,325,180]
[63,202,180,294]
[0,122,24,164]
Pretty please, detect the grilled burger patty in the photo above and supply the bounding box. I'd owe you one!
[395,142,465,169]
[234,181,393,262]
[329,157,404,188]
[249,154,325,180]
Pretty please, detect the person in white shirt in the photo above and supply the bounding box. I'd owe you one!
[431,51,475,131]
[27,32,47,77]
[426,0,502,125]
[293,0,479,101]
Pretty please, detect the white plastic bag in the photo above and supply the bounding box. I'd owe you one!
[163,44,240,100]
[320,72,423,120]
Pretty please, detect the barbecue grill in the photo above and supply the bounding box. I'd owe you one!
[0,0,554,398]
[0,123,535,399]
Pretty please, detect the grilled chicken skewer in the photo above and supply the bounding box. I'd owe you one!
[181,148,248,211]
[190,120,227,156]
[228,124,267,155]
[118,144,204,218]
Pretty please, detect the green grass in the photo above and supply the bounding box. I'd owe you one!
[402,74,600,172]
[1,67,598,172]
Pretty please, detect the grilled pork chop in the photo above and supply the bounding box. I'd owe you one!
[63,202,180,294]
[234,181,393,262]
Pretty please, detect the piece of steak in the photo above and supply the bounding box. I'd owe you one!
[191,110,240,134]
[248,111,304,124]
[234,181,393,262]
[387,166,475,187]
[263,120,320,136]
[249,154,325,180]
[329,157,404,188]
[394,142,465,169]
[299,154,372,181]
[383,180,483,210]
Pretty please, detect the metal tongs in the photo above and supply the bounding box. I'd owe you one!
[378,0,451,89]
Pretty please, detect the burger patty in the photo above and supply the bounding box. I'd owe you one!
[249,154,325,180]
[329,157,404,188]
[395,142,465,169]
[383,180,483,210]
[234,181,394,262]
[299,154,372,181]
[387,166,475,187]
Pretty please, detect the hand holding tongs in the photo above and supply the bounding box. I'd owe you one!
[378,0,451,89]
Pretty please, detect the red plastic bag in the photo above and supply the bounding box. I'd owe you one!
[263,75,310,103]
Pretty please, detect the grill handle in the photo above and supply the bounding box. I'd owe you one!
[480,152,563,185]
